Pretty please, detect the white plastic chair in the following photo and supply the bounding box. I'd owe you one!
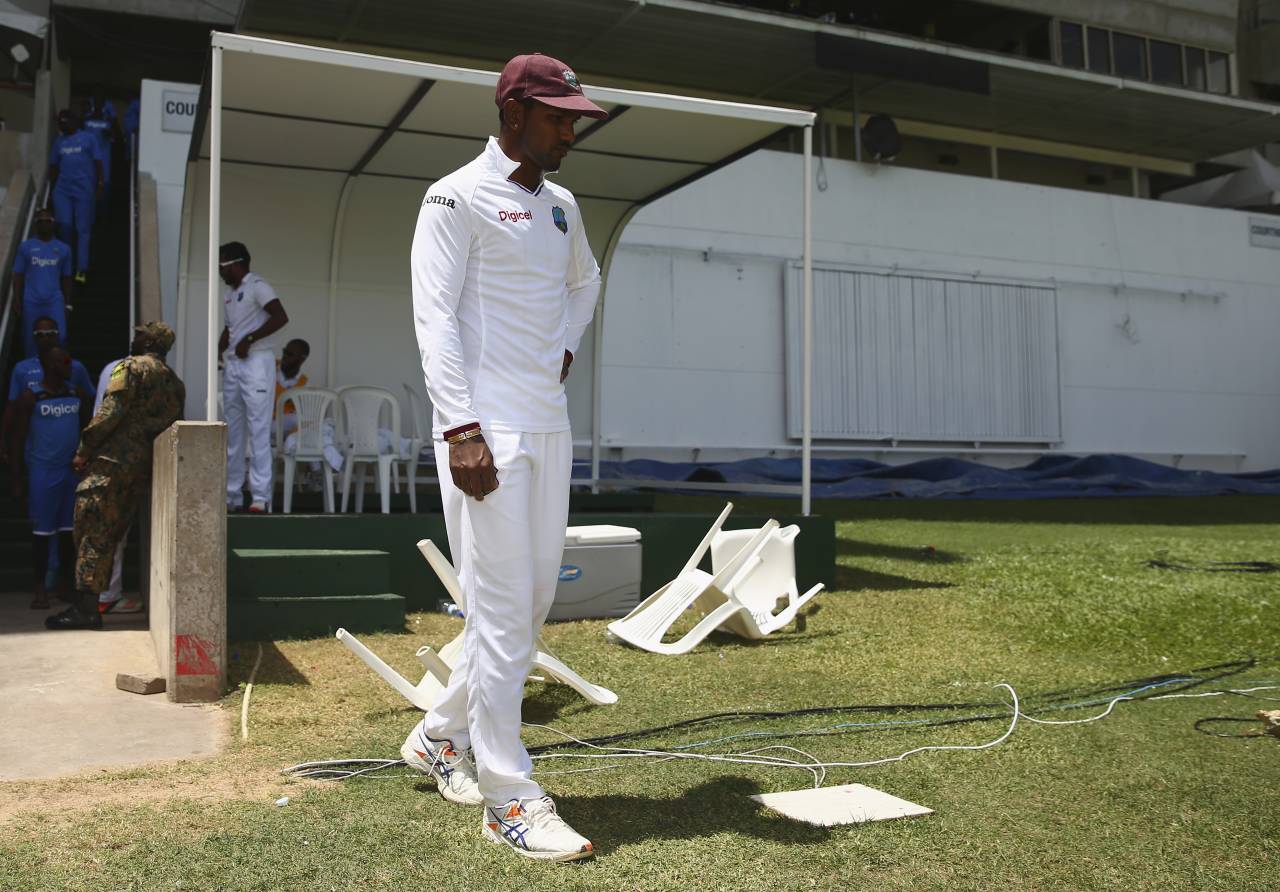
[605,502,782,655]
[275,386,339,514]
[336,628,453,713]
[339,386,401,514]
[707,524,824,639]
[416,538,618,706]
[398,383,429,513]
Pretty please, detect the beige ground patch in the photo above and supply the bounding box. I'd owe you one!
[0,752,322,826]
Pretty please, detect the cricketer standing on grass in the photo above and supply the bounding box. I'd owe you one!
[405,53,607,862]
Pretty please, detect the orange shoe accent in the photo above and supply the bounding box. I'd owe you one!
[413,749,427,760]
[583,842,594,852]
[504,804,523,820]
[487,822,499,831]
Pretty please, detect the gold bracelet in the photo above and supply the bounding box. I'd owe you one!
[446,428,484,445]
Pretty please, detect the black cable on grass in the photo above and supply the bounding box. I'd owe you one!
[527,657,1273,755]
[1193,717,1267,739]
[282,658,1280,779]
[1146,558,1280,573]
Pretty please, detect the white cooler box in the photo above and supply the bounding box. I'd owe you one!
[550,525,642,621]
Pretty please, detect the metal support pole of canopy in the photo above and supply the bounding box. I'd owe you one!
[205,46,222,421]
[802,124,813,516]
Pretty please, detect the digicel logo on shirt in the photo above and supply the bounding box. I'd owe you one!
[498,209,532,223]
[40,402,78,418]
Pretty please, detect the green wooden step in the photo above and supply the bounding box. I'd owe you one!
[228,548,391,599]
[229,593,405,641]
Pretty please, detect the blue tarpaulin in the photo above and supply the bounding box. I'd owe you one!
[573,454,1280,500]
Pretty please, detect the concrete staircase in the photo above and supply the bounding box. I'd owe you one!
[1,160,136,597]
[227,547,406,640]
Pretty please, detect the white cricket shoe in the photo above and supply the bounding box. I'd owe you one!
[399,727,483,806]
[482,796,594,862]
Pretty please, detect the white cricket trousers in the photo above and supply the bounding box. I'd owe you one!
[223,350,275,505]
[420,429,572,807]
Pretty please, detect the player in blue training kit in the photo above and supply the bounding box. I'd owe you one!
[48,109,104,282]
[6,319,95,400]
[80,96,116,204]
[12,207,73,356]
[6,347,90,610]
[1,318,95,472]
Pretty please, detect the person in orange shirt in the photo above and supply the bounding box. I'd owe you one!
[275,338,310,436]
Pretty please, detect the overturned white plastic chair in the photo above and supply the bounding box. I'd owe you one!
[336,627,454,713]
[606,502,783,655]
[275,387,339,514]
[416,538,618,706]
[707,524,824,639]
[339,386,400,514]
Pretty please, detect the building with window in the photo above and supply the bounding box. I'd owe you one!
[176,1,1280,470]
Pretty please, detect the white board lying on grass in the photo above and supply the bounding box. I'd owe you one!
[749,783,933,826]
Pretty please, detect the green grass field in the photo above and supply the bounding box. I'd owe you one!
[3,495,1278,891]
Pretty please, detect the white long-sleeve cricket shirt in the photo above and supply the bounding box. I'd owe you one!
[410,136,602,438]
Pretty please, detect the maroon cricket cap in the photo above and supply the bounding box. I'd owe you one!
[495,53,608,120]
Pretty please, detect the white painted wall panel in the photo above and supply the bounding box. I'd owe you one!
[604,151,1280,469]
[784,267,1060,442]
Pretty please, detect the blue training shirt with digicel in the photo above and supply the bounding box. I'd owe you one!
[13,237,72,303]
[25,387,82,468]
[49,130,103,188]
[8,356,95,403]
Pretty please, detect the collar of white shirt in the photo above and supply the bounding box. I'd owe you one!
[483,136,544,195]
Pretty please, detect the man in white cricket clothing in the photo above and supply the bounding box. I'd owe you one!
[404,53,606,862]
[218,241,289,513]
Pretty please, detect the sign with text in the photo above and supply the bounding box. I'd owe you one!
[161,90,197,133]
[1249,217,1280,250]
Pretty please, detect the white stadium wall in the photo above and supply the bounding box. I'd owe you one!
[602,151,1280,471]
[176,148,1280,472]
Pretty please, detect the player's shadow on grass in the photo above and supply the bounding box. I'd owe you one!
[521,680,594,725]
[837,538,964,564]
[554,776,834,850]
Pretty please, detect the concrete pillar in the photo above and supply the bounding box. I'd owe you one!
[149,421,228,703]
[137,173,163,322]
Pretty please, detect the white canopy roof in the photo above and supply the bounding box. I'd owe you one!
[193,33,813,258]
[189,33,819,510]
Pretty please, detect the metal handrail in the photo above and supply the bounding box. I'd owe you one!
[0,174,48,378]
[129,131,137,334]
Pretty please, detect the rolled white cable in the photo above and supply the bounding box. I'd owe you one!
[241,642,264,741]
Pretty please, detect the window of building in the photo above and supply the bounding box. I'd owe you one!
[1186,47,1207,90]
[1206,51,1230,94]
[1112,32,1147,80]
[1086,27,1111,74]
[1058,21,1083,68]
[1054,20,1230,96]
[1149,40,1183,85]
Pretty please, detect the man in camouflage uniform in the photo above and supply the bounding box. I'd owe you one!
[46,321,185,629]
